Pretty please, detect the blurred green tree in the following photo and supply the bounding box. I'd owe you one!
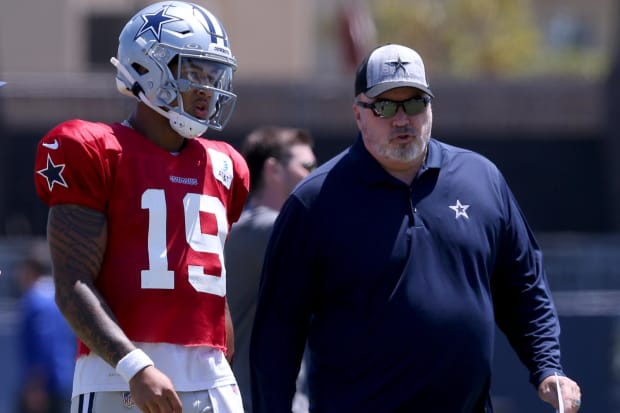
[370,0,606,78]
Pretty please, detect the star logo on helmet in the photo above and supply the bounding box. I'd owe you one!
[135,5,181,42]
[36,154,68,191]
[385,56,410,75]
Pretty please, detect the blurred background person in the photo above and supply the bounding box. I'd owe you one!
[225,126,317,413]
[15,256,76,413]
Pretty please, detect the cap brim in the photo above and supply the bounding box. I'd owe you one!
[366,81,434,98]
[0,81,6,87]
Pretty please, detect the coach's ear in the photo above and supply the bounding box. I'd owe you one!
[353,97,364,129]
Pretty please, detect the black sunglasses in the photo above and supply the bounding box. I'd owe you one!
[356,96,432,118]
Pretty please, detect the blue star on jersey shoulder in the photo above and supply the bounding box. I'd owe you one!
[135,5,181,42]
[37,154,68,191]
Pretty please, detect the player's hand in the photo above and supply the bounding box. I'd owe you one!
[538,374,581,412]
[129,366,183,413]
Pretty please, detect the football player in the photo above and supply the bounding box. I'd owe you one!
[34,2,249,412]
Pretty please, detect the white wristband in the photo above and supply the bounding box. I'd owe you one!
[115,349,154,382]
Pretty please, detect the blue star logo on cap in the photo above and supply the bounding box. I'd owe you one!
[37,154,68,191]
[385,56,410,75]
[135,5,180,42]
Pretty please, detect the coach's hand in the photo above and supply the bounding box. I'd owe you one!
[538,374,581,413]
[130,366,183,413]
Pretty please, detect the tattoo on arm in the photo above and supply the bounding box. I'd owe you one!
[48,204,135,367]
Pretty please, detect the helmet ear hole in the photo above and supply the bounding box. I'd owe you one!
[168,55,180,70]
[132,63,149,75]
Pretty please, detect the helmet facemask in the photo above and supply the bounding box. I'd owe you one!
[156,50,237,137]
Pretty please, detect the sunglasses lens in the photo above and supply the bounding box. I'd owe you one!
[361,97,430,118]
[375,101,398,117]
[403,99,427,115]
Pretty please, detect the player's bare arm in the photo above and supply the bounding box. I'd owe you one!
[48,204,134,366]
[48,204,183,412]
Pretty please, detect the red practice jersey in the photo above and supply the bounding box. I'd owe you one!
[34,119,249,356]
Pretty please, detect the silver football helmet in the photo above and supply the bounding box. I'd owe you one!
[111,1,237,138]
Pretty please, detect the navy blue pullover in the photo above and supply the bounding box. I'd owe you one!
[251,136,563,413]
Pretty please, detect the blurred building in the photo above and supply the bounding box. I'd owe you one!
[0,0,318,80]
[0,0,616,78]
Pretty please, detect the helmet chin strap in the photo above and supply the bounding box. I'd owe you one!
[111,57,208,139]
[167,111,208,138]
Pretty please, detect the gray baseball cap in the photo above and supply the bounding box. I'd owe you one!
[355,44,433,98]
